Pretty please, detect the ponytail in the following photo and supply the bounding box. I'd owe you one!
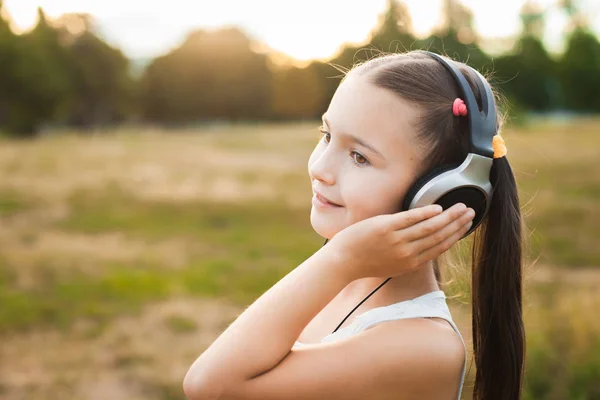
[359,51,526,398]
[471,155,526,399]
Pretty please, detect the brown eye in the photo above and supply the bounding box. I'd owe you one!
[352,151,369,166]
[318,126,330,143]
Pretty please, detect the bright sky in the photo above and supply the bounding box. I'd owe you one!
[4,0,600,61]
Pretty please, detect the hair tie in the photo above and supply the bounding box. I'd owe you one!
[492,134,507,158]
[452,98,467,117]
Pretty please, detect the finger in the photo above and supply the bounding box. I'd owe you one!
[390,204,444,231]
[414,218,473,265]
[410,206,475,250]
[398,202,468,242]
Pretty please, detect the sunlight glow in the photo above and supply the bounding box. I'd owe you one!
[4,0,600,60]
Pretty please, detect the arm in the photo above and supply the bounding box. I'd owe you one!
[185,313,465,400]
[183,244,353,398]
[183,204,472,399]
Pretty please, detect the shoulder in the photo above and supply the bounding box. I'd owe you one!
[363,317,466,393]
[213,317,466,400]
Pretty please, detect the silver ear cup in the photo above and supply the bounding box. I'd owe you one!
[409,153,493,237]
[408,153,492,209]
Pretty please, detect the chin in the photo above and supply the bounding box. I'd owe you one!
[310,209,342,240]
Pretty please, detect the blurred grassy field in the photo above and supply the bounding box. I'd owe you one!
[0,119,599,399]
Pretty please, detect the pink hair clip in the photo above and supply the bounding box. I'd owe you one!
[452,98,468,116]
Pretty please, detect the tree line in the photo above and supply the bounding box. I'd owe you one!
[1,0,599,137]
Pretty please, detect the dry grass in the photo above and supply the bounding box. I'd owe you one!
[0,118,598,399]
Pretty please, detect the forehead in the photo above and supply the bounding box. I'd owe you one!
[325,73,423,164]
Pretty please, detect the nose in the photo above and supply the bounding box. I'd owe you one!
[308,145,337,187]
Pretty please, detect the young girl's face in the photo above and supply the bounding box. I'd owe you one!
[308,72,427,239]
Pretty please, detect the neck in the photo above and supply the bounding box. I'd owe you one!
[339,260,440,305]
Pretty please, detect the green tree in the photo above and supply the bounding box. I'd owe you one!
[558,28,600,111]
[0,5,69,136]
[494,35,559,111]
[369,0,416,52]
[21,8,72,124]
[0,8,134,135]
[66,29,135,128]
[140,27,271,123]
[492,2,560,112]
[0,0,19,133]
[270,64,326,119]
[419,0,490,70]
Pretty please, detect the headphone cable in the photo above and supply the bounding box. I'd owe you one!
[323,238,393,334]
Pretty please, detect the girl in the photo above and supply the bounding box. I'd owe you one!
[183,51,525,400]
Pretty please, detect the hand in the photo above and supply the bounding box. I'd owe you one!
[326,203,475,281]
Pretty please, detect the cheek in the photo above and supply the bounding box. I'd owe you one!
[343,174,405,217]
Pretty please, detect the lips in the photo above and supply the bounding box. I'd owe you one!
[314,190,342,206]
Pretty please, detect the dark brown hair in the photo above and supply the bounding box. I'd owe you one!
[350,51,526,400]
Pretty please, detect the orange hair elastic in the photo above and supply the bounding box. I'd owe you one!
[492,134,507,158]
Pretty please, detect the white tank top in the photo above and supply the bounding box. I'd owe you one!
[292,290,466,400]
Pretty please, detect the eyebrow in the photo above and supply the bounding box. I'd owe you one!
[321,114,385,159]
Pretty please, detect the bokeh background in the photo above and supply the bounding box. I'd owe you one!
[1,0,599,399]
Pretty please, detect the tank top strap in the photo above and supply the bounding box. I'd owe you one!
[297,291,467,400]
[354,292,452,329]
[350,294,467,400]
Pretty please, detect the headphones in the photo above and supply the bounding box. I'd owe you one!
[401,50,497,237]
[324,50,498,334]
